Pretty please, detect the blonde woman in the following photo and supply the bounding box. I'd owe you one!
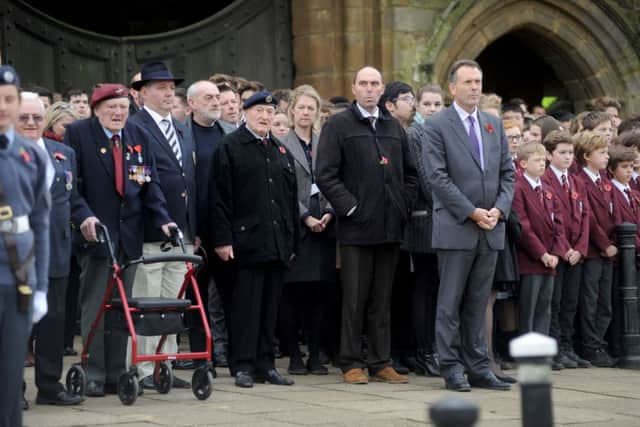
[43,102,79,142]
[280,85,336,375]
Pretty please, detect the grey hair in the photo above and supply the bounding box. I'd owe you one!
[20,91,45,110]
[448,59,482,83]
[187,80,216,101]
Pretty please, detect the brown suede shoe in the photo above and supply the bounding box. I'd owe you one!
[343,368,368,384]
[370,366,409,384]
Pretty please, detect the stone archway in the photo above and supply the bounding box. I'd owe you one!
[421,0,640,112]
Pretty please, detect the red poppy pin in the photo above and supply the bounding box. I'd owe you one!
[379,156,389,166]
[485,123,494,134]
[19,147,30,163]
[53,152,66,161]
[571,191,579,200]
[133,145,142,154]
[545,190,553,200]
[603,184,612,192]
[279,146,286,154]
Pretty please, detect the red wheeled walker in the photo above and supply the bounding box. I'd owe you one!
[65,223,214,405]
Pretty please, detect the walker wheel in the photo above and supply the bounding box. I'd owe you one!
[192,366,214,400]
[66,364,86,397]
[118,372,139,405]
[155,362,173,394]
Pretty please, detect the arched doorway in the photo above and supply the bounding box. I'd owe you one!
[476,30,568,112]
[421,0,640,113]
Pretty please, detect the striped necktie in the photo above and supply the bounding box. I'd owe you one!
[161,118,182,166]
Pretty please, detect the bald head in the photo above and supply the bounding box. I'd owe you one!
[17,92,45,141]
[352,66,384,113]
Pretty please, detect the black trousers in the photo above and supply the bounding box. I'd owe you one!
[0,286,31,427]
[580,258,613,355]
[412,253,439,351]
[390,251,413,359]
[230,263,284,374]
[63,255,80,349]
[35,276,68,397]
[549,261,582,351]
[339,244,400,373]
[281,282,327,362]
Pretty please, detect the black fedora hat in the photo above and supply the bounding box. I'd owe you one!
[131,61,184,90]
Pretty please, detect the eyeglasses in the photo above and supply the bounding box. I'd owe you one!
[18,114,44,123]
[395,95,415,105]
[507,134,523,141]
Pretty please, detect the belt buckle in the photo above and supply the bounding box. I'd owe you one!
[0,206,13,221]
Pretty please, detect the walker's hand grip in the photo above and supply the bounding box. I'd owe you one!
[141,254,203,265]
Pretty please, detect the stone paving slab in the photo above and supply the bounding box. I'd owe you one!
[22,354,640,427]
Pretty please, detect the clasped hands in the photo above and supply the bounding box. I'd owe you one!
[470,208,501,231]
[304,213,333,233]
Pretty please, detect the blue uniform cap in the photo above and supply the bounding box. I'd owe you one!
[243,91,278,110]
[0,65,20,86]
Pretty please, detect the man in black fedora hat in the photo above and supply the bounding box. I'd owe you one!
[127,61,197,390]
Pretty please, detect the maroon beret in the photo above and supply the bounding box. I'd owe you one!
[90,83,128,108]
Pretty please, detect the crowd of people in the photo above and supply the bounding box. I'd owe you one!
[1,56,639,424]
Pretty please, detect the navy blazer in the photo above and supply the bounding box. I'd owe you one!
[43,138,76,278]
[128,108,197,242]
[67,117,171,259]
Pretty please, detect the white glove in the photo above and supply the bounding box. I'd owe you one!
[32,291,48,324]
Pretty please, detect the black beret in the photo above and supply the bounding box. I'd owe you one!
[243,91,277,110]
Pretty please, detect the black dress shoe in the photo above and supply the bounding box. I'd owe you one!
[85,381,105,397]
[555,353,577,369]
[306,359,329,375]
[235,371,253,388]
[444,373,471,392]
[494,371,517,384]
[565,349,591,368]
[36,391,84,406]
[172,377,191,389]
[256,369,294,385]
[63,347,78,356]
[415,350,440,377]
[22,395,28,411]
[173,359,196,370]
[468,372,511,391]
[288,357,308,375]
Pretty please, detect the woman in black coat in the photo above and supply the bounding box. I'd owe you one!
[279,85,336,375]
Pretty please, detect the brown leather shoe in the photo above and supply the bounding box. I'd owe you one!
[370,366,409,384]
[343,368,368,384]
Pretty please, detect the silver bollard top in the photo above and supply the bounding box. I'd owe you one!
[510,332,557,359]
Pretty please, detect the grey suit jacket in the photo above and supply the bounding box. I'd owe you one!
[279,129,331,218]
[423,105,514,250]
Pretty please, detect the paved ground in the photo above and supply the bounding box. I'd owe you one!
[22,353,640,427]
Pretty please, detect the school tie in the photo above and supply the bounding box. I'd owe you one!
[561,174,570,194]
[625,188,636,212]
[595,177,603,192]
[467,115,483,169]
[261,137,269,146]
[0,134,7,150]
[535,185,544,205]
[112,135,124,197]
[161,118,182,166]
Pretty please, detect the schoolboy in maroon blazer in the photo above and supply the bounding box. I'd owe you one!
[512,142,569,335]
[609,144,640,249]
[541,131,591,369]
[574,131,618,367]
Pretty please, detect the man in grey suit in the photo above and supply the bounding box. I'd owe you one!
[423,59,515,392]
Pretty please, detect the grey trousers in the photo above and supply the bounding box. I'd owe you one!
[208,275,228,355]
[79,254,137,384]
[0,286,30,427]
[436,235,497,380]
[519,274,554,334]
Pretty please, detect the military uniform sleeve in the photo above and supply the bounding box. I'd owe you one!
[30,147,51,293]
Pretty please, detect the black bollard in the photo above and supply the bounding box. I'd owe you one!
[510,332,556,427]
[614,222,640,368]
[429,398,479,427]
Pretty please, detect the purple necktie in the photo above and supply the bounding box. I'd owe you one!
[467,115,482,168]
